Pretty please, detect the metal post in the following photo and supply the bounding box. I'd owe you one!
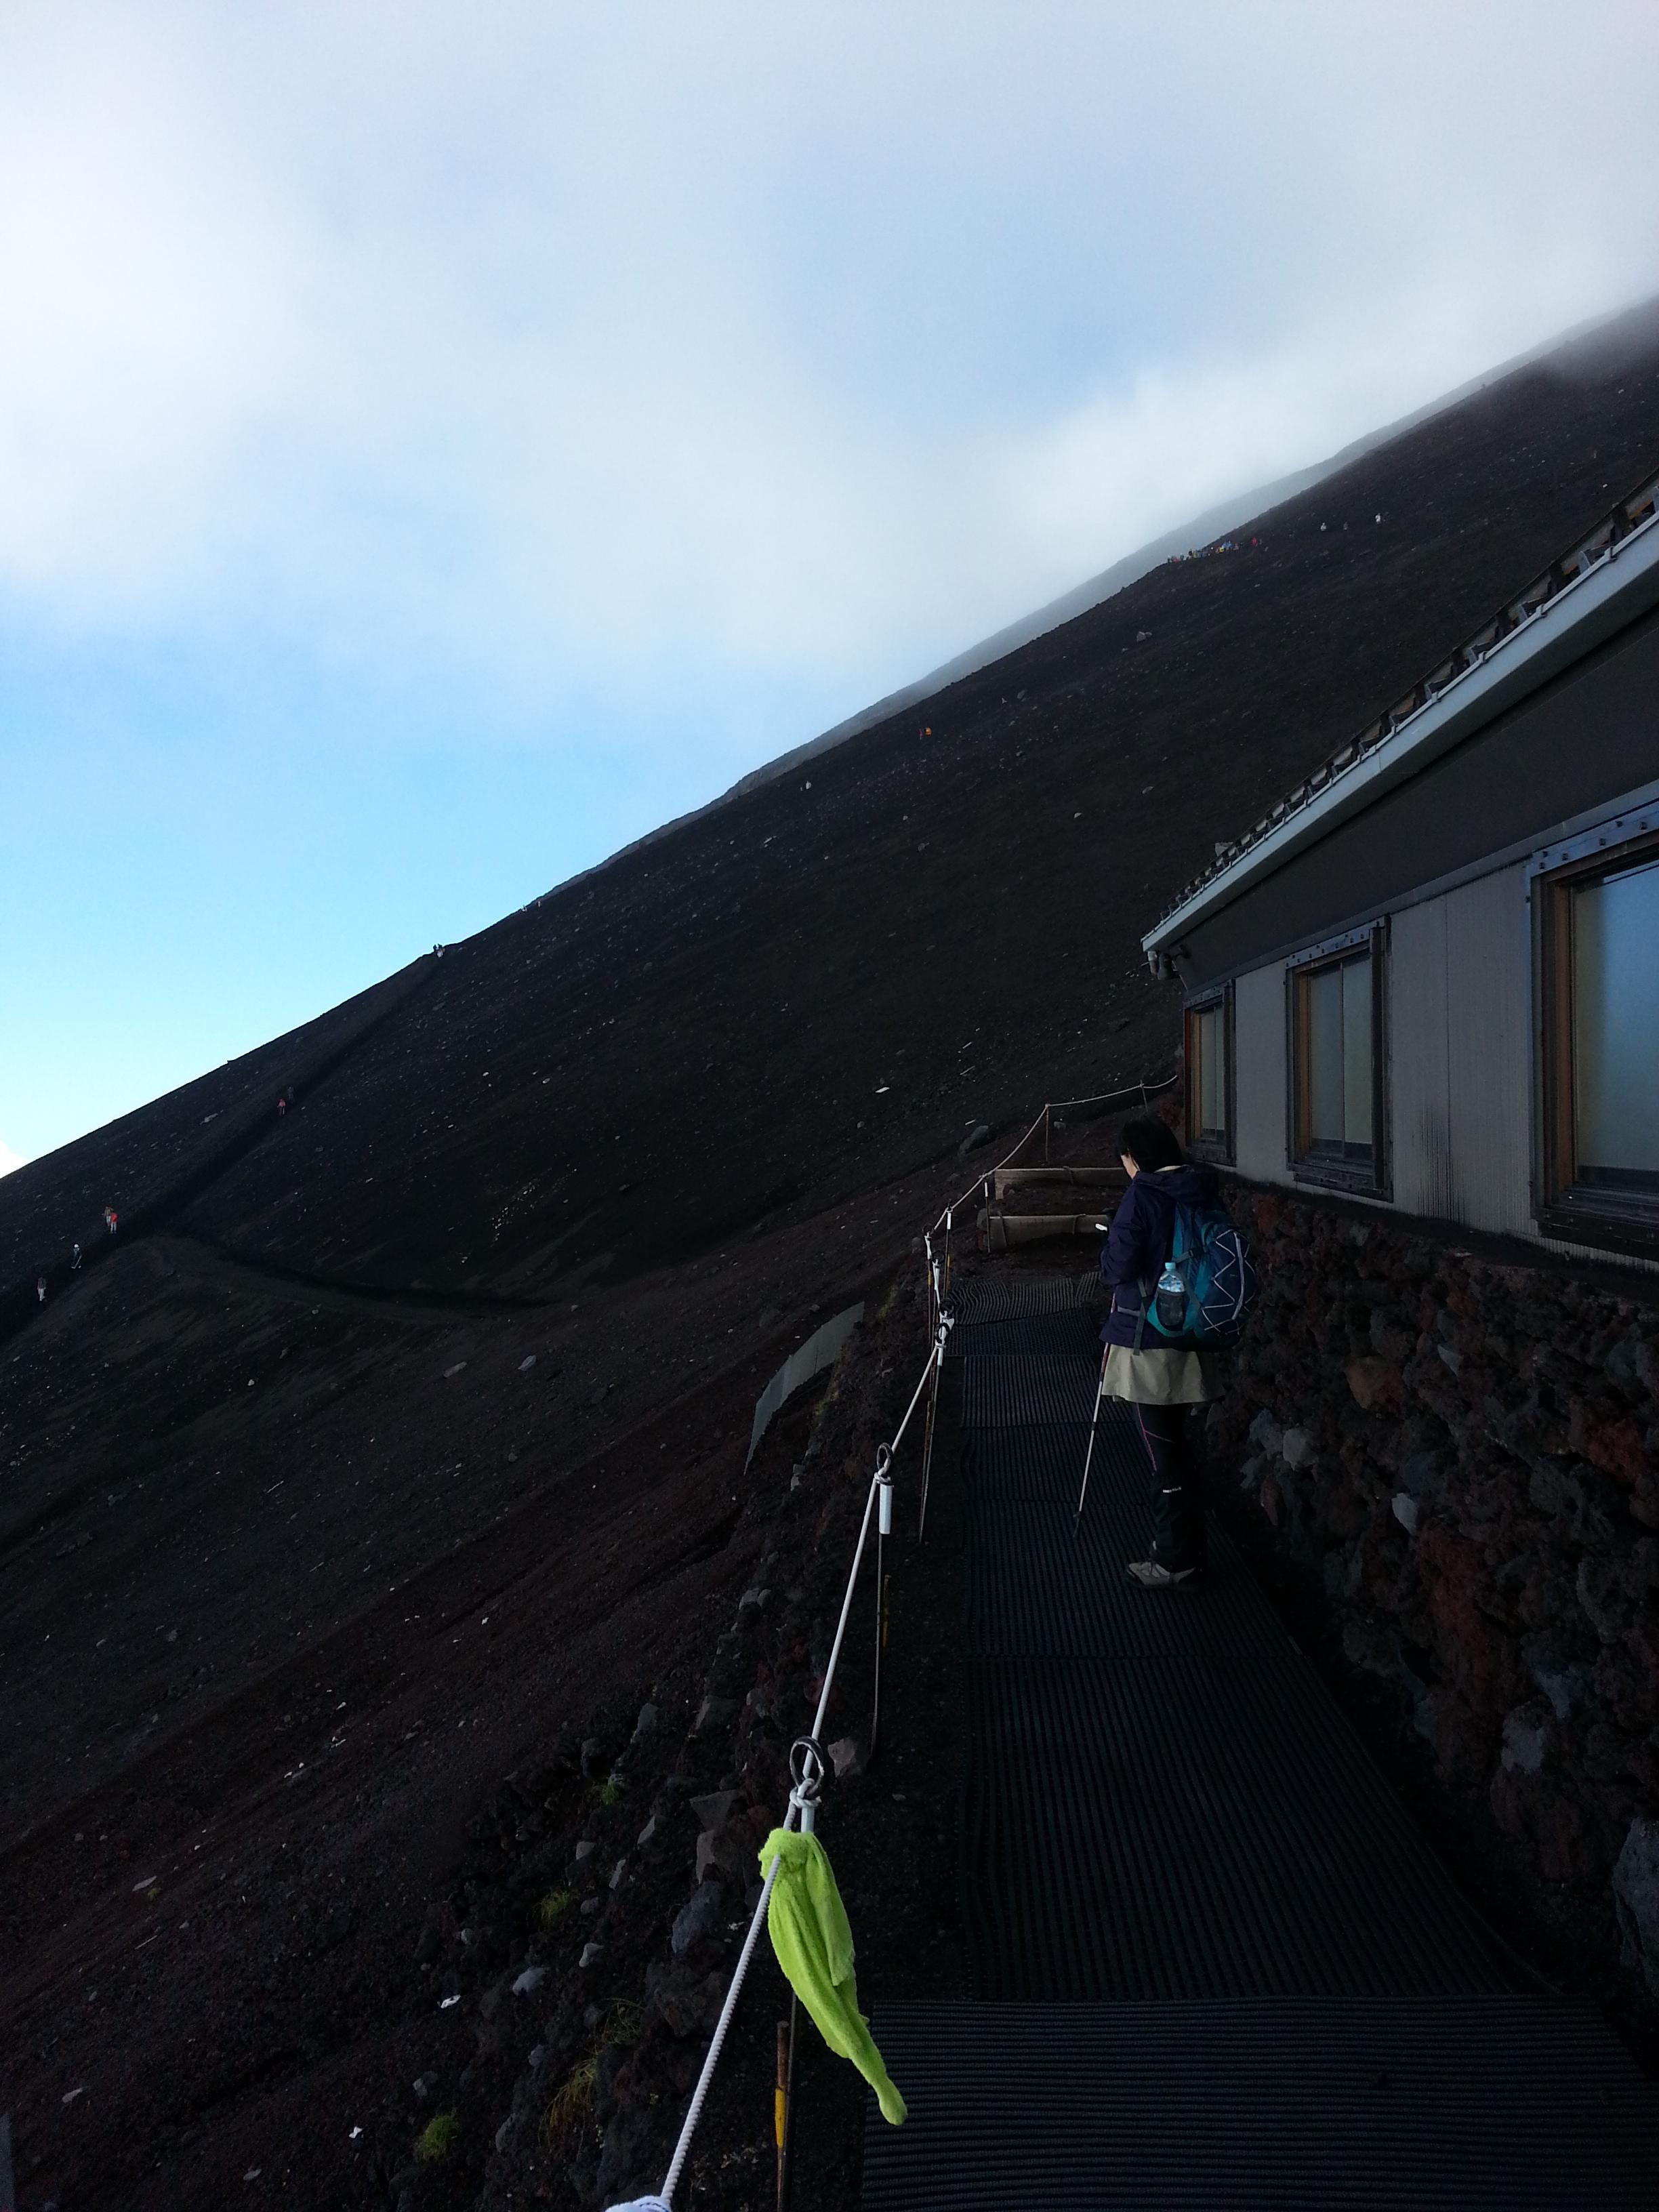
[779,1994,800,2211]
[775,2020,789,2209]
[918,1331,945,1540]
[1044,1102,1050,1164]
[871,1466,893,1757]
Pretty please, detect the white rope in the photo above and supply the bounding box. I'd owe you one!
[926,1067,1183,1237]
[808,1471,880,1747]
[659,1068,1185,2198]
[887,1321,947,1463]
[1045,1067,1180,1115]
[651,1324,945,2204]
[659,1849,785,2201]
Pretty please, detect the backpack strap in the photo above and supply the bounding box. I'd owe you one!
[1132,1274,1151,1353]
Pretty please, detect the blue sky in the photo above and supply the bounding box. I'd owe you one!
[4,1,1659,1170]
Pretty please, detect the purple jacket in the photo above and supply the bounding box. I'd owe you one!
[1098,1162,1221,1349]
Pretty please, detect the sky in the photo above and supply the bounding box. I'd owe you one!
[3,2,1659,1172]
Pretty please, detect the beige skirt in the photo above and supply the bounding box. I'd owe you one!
[1101,1343,1221,1406]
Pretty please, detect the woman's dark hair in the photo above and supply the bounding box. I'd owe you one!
[1118,1115,1183,1172]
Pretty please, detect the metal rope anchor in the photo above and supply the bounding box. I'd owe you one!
[917,1309,954,1542]
[788,1734,829,1832]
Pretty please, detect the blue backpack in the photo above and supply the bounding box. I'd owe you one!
[1138,1198,1257,1346]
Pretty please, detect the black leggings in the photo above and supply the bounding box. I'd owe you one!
[1132,1403,1208,1573]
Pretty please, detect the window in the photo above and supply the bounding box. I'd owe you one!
[1536,825,1659,1252]
[1288,927,1387,1193]
[1184,987,1233,1161]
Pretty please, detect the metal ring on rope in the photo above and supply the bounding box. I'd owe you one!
[789,1733,829,1827]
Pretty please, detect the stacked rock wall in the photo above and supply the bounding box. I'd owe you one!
[1208,1184,1659,2013]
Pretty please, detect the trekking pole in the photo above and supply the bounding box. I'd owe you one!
[1073,1349,1109,1537]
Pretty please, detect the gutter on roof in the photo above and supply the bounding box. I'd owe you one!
[1142,474,1659,973]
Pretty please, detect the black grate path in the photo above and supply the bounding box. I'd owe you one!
[946,1271,1103,1324]
[962,1651,1504,2000]
[963,1496,1284,1660]
[960,1351,1101,1427]
[952,1308,1104,1357]
[857,1286,1657,2204]
[862,1996,1659,2209]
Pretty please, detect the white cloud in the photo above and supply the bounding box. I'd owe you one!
[0,2,1656,721]
[0,1136,26,1178]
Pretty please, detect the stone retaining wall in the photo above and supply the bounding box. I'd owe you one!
[1208,1184,1659,2015]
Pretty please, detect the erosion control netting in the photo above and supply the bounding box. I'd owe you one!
[746,1299,865,1465]
[861,1277,1659,2208]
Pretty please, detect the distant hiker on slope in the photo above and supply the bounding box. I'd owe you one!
[71,1242,82,1272]
[1097,1117,1221,1589]
[35,1273,46,1305]
[104,1206,119,1237]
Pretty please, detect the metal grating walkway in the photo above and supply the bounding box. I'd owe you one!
[863,1272,1658,2207]
[946,1269,1104,1324]
[862,1996,1658,2210]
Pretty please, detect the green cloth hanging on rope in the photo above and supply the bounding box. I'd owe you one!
[758,1826,907,2125]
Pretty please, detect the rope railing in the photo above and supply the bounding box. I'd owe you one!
[623,1068,1177,2207]
[925,1069,1179,1287]
[927,1067,1179,1235]
[643,1304,954,2208]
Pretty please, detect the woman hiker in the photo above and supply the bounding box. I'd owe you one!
[1098,1115,1222,1589]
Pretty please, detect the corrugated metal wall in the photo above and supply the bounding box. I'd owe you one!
[1389,901,1453,1219]
[1233,962,1287,1184]
[1383,867,1532,1233]
[1229,863,1539,1240]
[1443,864,1534,1235]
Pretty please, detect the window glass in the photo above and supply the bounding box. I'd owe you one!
[1195,1003,1225,1134]
[1573,858,1659,1188]
[1307,964,1345,1145]
[1342,954,1374,1147]
[1300,950,1373,1160]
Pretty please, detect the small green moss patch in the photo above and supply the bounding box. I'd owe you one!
[415,2110,460,2163]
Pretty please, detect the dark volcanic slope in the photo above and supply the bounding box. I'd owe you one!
[4,303,1659,2212]
[0,961,427,1324]
[130,299,1659,1297]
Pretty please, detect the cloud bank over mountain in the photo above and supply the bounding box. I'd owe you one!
[3,1,1658,1163]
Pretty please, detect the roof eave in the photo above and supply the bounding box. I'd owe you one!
[1142,509,1659,968]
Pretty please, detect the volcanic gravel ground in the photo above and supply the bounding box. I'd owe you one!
[0,1143,993,2209]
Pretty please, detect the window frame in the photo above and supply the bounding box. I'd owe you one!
[1284,920,1391,1197]
[1183,983,1235,1164]
[1532,818,1659,1258]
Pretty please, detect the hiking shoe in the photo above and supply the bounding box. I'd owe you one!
[1125,1559,1203,1589]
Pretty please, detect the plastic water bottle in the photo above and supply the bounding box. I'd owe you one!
[1154,1258,1187,1334]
